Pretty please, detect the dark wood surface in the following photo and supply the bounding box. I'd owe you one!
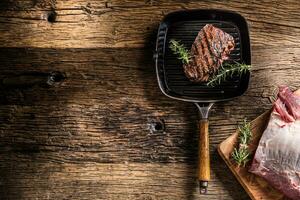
[0,0,299,199]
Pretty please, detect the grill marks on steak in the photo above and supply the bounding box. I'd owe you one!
[184,24,235,82]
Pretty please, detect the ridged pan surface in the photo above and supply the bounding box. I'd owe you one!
[156,10,251,102]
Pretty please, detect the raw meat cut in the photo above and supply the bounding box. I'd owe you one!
[249,86,300,200]
[183,24,235,82]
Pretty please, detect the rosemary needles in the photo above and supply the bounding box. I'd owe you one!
[169,39,251,86]
[169,39,191,65]
[207,62,251,87]
[231,119,252,167]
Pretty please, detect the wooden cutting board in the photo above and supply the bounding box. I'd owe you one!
[218,110,290,200]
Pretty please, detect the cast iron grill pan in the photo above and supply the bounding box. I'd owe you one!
[155,9,251,194]
[156,10,250,102]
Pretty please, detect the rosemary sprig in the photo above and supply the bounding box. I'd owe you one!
[169,39,191,64]
[168,39,251,86]
[238,119,252,145]
[232,148,251,167]
[207,62,251,87]
[231,119,252,167]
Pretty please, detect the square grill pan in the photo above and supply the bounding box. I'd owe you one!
[155,9,251,102]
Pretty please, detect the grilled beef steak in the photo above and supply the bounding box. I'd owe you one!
[249,86,300,200]
[184,24,235,82]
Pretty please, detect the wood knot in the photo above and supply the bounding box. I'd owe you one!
[46,10,57,23]
[148,118,165,133]
[47,71,66,86]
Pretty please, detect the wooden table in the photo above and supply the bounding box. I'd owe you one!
[0,1,299,199]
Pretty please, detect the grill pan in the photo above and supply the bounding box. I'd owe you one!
[154,9,251,193]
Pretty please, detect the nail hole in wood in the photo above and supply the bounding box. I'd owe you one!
[47,71,65,86]
[47,11,57,23]
[154,122,163,131]
[149,119,165,133]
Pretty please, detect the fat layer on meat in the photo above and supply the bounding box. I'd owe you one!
[249,86,300,200]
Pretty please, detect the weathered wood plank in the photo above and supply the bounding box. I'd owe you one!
[0,46,299,164]
[0,161,250,200]
[1,45,297,199]
[0,0,299,48]
[0,1,299,199]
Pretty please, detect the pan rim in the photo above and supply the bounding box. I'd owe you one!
[155,9,251,102]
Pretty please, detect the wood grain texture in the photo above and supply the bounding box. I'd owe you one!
[198,120,210,183]
[0,0,299,199]
[0,0,299,48]
[0,161,250,200]
[0,45,299,199]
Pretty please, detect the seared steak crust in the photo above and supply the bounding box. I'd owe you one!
[183,24,235,82]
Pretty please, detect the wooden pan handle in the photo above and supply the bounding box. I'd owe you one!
[198,119,210,193]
